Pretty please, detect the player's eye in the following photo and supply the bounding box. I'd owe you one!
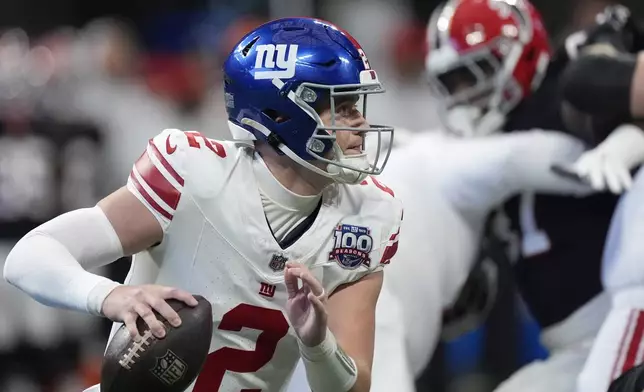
[439,66,477,94]
[335,97,360,116]
[338,103,358,115]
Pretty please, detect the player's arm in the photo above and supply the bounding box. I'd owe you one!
[559,5,644,142]
[3,129,197,340]
[322,203,402,392]
[325,271,383,392]
[289,201,402,392]
[560,50,644,144]
[442,130,593,214]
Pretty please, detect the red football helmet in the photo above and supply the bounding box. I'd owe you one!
[426,0,552,136]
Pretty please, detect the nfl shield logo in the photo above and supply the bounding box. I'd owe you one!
[269,254,288,272]
[150,350,187,386]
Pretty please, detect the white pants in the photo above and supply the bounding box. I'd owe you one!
[578,294,644,392]
[495,292,610,392]
[501,169,644,392]
[494,339,593,392]
[577,169,644,392]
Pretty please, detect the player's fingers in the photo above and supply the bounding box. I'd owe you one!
[587,161,607,191]
[297,270,324,297]
[288,266,322,296]
[134,302,166,339]
[145,294,181,328]
[284,267,299,298]
[604,164,624,194]
[122,312,142,342]
[307,292,328,322]
[614,164,633,192]
[161,287,198,307]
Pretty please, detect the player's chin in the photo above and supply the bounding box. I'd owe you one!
[343,148,362,156]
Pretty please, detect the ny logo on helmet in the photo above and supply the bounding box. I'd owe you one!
[254,44,298,80]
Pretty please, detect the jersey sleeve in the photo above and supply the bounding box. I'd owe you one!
[376,198,403,271]
[440,130,594,214]
[126,129,188,232]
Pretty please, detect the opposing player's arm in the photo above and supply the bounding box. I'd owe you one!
[326,271,383,392]
[560,50,644,143]
[559,5,644,142]
[442,131,593,213]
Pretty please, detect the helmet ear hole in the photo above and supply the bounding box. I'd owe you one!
[262,109,291,124]
[242,36,260,57]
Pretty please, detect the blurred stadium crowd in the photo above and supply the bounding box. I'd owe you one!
[0,0,641,391]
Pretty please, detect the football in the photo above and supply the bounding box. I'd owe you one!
[100,295,213,392]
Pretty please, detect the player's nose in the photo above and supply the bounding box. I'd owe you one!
[349,114,367,130]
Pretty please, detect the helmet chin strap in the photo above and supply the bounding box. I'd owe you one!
[326,143,370,184]
[445,106,506,137]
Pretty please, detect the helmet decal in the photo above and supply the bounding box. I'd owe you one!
[253,44,299,80]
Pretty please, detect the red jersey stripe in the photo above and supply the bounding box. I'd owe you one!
[134,151,181,210]
[129,174,173,220]
[149,140,184,186]
[621,311,644,375]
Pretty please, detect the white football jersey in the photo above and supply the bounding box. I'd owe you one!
[115,128,402,391]
[368,129,594,388]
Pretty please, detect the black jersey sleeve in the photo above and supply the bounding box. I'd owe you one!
[556,5,641,145]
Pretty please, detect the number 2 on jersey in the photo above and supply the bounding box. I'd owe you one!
[193,304,289,392]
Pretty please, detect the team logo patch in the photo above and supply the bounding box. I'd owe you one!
[150,350,187,386]
[269,253,288,272]
[329,224,373,269]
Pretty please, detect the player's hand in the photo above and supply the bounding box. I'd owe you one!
[563,147,633,194]
[552,124,644,194]
[101,285,198,342]
[284,262,328,347]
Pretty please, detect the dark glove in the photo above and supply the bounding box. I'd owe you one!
[585,5,639,53]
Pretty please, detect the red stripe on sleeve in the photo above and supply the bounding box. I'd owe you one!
[621,311,644,374]
[149,140,184,186]
[134,151,181,210]
[380,228,401,266]
[612,310,636,380]
[129,174,173,220]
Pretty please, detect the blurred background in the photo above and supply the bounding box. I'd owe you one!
[0,0,642,391]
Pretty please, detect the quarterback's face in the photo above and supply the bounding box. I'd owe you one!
[318,96,366,156]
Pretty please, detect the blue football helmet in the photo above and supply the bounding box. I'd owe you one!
[223,17,394,184]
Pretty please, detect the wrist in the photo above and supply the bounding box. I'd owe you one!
[298,329,358,392]
[298,328,336,361]
[87,279,121,316]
